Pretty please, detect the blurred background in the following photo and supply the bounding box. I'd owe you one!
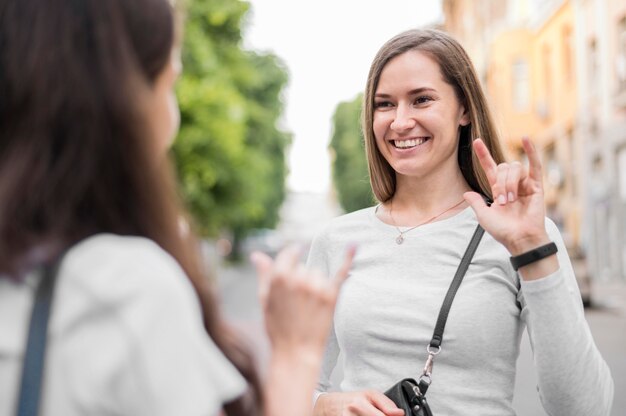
[172,0,625,414]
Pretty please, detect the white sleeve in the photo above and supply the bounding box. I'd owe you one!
[57,236,247,416]
[306,230,341,405]
[520,220,614,416]
[119,242,247,416]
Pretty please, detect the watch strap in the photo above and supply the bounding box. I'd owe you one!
[510,242,558,271]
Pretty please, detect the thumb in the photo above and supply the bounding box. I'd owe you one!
[463,191,490,221]
[250,251,273,303]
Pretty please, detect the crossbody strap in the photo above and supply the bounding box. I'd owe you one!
[17,258,62,416]
[417,224,484,394]
[430,224,485,349]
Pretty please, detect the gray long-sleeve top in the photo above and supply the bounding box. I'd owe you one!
[307,206,613,416]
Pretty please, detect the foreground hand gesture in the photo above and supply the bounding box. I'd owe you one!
[464,137,558,280]
[251,244,356,416]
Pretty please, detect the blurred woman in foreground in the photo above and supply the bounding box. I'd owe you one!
[0,0,353,415]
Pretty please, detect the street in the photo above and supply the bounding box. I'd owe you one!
[216,262,626,416]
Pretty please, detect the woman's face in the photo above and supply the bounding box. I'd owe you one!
[372,50,469,181]
[148,48,181,153]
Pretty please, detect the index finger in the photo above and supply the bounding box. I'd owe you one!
[333,244,357,288]
[250,251,273,303]
[472,138,498,185]
[521,136,543,182]
[273,244,302,278]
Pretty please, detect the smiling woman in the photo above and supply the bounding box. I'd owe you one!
[307,28,614,416]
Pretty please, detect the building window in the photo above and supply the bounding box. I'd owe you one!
[618,146,626,201]
[562,26,574,84]
[617,16,626,91]
[567,130,577,198]
[536,45,552,120]
[589,38,599,99]
[512,58,529,111]
[545,143,563,189]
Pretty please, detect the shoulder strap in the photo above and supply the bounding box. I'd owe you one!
[17,257,62,416]
[429,224,484,349]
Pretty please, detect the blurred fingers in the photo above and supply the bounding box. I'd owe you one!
[334,244,357,289]
[273,244,302,278]
[250,251,273,303]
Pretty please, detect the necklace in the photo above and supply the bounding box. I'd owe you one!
[389,198,466,244]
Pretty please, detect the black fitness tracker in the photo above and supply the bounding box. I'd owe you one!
[510,242,558,271]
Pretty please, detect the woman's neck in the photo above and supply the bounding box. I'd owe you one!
[395,165,470,206]
[384,167,472,226]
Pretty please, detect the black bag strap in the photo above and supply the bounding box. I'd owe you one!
[429,224,484,349]
[415,224,484,394]
[17,257,62,416]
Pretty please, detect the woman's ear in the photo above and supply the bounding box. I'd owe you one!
[459,108,470,126]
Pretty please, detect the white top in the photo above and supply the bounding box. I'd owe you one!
[0,234,246,416]
[307,206,614,416]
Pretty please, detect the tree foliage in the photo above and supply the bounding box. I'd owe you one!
[172,0,290,238]
[329,94,375,213]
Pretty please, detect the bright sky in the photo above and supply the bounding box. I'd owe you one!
[243,0,443,193]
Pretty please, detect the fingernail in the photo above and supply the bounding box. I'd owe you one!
[508,192,515,202]
[498,194,507,205]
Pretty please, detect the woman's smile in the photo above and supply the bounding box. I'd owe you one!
[390,137,431,149]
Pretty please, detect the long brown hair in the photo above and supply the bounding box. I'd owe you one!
[0,0,260,413]
[363,28,506,202]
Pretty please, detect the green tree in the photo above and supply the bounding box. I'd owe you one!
[329,94,375,212]
[172,0,290,242]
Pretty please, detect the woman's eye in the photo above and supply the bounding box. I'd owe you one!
[374,101,393,109]
[414,96,433,105]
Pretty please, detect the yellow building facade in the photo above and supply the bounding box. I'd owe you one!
[444,0,626,282]
[444,0,580,242]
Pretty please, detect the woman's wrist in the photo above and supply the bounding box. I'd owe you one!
[266,349,321,416]
[503,232,560,281]
[505,232,552,256]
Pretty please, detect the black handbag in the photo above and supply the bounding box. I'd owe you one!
[384,225,485,416]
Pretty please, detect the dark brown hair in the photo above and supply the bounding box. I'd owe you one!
[363,28,506,202]
[0,0,260,413]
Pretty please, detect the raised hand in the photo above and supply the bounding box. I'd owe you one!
[463,137,554,263]
[252,244,355,357]
[251,244,356,416]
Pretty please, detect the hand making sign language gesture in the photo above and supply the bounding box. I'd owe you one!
[464,137,559,281]
[252,245,356,416]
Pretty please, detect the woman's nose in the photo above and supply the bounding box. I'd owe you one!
[390,105,416,132]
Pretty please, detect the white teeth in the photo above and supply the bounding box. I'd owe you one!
[393,138,427,148]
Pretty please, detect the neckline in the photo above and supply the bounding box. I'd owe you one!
[370,204,475,236]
